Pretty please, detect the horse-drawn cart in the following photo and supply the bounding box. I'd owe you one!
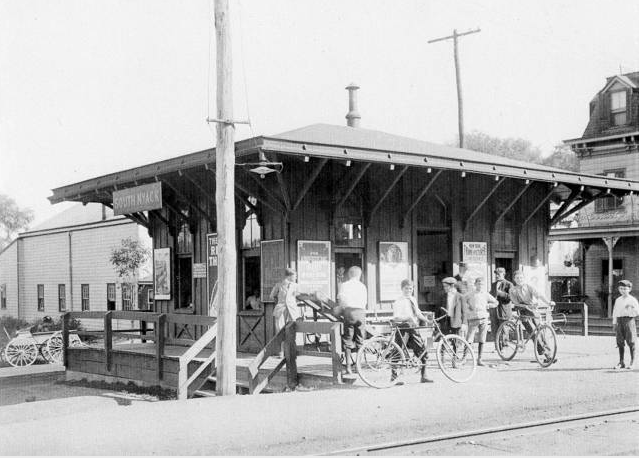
[2,325,82,367]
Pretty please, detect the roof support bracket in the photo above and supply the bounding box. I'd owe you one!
[552,189,602,225]
[334,163,371,214]
[292,158,328,212]
[494,180,533,226]
[234,180,285,216]
[550,188,581,226]
[161,177,215,225]
[464,177,507,232]
[239,168,287,212]
[402,169,443,227]
[368,165,409,226]
[268,153,291,212]
[520,184,556,228]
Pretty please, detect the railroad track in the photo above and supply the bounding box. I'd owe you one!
[323,406,639,455]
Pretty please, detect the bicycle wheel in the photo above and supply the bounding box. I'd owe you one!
[495,321,518,361]
[534,324,557,368]
[356,337,405,389]
[436,335,476,383]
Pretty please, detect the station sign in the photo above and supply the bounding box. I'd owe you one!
[113,182,162,215]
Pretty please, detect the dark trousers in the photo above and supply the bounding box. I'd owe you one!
[616,316,637,348]
[395,324,427,362]
[342,307,366,351]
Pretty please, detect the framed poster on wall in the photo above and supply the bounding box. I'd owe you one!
[378,241,409,301]
[153,247,171,300]
[206,233,218,315]
[461,241,489,291]
[297,240,331,298]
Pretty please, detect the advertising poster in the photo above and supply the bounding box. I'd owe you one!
[379,241,409,301]
[206,233,218,315]
[462,241,489,292]
[153,248,171,300]
[297,240,331,298]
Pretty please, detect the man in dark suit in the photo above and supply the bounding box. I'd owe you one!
[489,267,513,340]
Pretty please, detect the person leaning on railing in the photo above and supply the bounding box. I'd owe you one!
[269,268,301,358]
[336,266,367,375]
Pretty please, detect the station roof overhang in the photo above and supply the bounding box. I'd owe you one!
[548,226,639,241]
[49,124,639,225]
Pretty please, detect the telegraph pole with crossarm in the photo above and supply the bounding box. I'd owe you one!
[428,28,481,149]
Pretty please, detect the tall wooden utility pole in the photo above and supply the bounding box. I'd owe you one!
[428,28,480,149]
[214,0,237,396]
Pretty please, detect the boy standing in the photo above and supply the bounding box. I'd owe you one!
[392,279,433,383]
[463,278,498,366]
[612,280,639,370]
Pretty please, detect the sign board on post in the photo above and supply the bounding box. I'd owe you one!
[378,241,409,301]
[461,242,489,291]
[193,263,207,279]
[207,233,218,315]
[113,182,162,215]
[297,241,331,298]
[261,240,285,302]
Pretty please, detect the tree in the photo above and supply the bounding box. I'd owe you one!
[542,144,579,172]
[456,131,579,171]
[0,194,33,249]
[109,237,150,309]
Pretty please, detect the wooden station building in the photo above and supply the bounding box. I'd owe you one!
[49,111,639,356]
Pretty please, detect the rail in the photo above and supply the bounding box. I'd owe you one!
[553,302,589,336]
[63,311,217,398]
[246,320,344,394]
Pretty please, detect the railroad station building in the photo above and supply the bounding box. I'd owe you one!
[48,87,639,351]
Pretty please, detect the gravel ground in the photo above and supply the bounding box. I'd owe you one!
[0,335,637,455]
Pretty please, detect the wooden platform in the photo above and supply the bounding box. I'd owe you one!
[65,341,351,395]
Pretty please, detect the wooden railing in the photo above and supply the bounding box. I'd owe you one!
[63,311,217,399]
[177,322,218,400]
[246,320,344,394]
[553,302,589,336]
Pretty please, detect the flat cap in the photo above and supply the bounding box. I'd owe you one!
[618,280,633,288]
[442,277,457,285]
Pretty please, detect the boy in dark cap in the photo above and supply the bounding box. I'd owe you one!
[612,280,638,370]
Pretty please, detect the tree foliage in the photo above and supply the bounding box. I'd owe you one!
[109,237,150,279]
[0,194,33,249]
[541,144,579,171]
[460,131,579,172]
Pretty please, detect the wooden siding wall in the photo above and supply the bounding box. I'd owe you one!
[580,151,639,181]
[0,241,19,317]
[147,157,552,313]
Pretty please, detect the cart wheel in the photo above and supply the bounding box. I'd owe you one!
[46,332,64,364]
[4,339,38,367]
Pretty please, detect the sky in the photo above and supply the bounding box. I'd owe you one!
[1,0,638,226]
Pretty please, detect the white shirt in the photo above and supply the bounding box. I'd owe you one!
[337,278,367,309]
[393,296,419,325]
[612,295,639,324]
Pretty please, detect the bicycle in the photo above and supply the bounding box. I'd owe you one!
[494,305,558,368]
[356,312,476,388]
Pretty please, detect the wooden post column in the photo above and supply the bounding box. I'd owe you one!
[214,0,237,395]
[603,236,620,317]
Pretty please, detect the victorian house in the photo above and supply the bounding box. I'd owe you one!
[550,72,639,316]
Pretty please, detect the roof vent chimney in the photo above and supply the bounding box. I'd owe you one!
[345,83,361,127]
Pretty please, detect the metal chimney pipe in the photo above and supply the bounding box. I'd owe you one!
[345,83,361,127]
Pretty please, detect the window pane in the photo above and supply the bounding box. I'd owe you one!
[613,112,627,126]
[611,91,626,110]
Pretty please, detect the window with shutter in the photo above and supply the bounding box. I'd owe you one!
[595,169,625,212]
